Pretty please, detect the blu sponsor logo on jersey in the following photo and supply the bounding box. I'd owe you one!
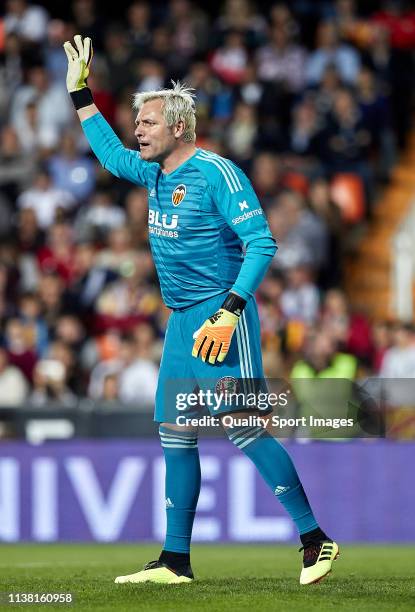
[172,184,186,206]
[148,209,179,238]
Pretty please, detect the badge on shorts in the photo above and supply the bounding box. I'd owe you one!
[215,376,239,397]
[172,184,186,206]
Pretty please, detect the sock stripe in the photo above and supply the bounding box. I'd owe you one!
[159,427,198,440]
[161,443,198,449]
[237,428,266,449]
[160,440,198,447]
[228,425,262,441]
[160,433,198,443]
[230,426,265,448]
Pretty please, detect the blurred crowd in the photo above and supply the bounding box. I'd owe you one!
[1,0,415,410]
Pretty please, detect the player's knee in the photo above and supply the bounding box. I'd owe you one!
[159,423,198,450]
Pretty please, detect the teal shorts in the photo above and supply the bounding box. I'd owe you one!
[154,292,266,424]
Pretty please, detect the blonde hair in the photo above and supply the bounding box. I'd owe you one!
[133,81,197,143]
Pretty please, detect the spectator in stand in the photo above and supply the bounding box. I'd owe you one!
[380,322,415,378]
[226,102,258,166]
[0,32,24,116]
[256,268,285,375]
[256,24,307,93]
[3,317,37,382]
[280,265,320,325]
[238,62,292,149]
[210,30,249,86]
[117,333,159,408]
[308,63,343,120]
[13,98,61,155]
[134,57,166,95]
[379,322,415,407]
[165,0,210,61]
[95,225,136,274]
[332,0,375,50]
[71,0,106,51]
[364,14,412,149]
[308,177,343,288]
[268,190,328,271]
[320,288,373,364]
[102,25,136,96]
[289,97,322,168]
[66,240,118,316]
[291,326,358,379]
[54,314,85,355]
[320,88,374,206]
[305,20,361,86]
[11,63,72,144]
[251,152,283,207]
[0,245,20,312]
[86,58,117,125]
[17,166,75,230]
[214,0,267,48]
[48,130,96,203]
[0,124,35,210]
[18,291,49,357]
[133,320,163,363]
[29,355,76,406]
[74,189,126,243]
[95,250,159,325]
[36,221,76,285]
[88,333,158,408]
[101,373,120,403]
[48,337,84,395]
[43,19,73,85]
[37,272,68,330]
[14,207,45,254]
[0,346,29,406]
[4,0,49,44]
[355,66,396,181]
[127,1,152,53]
[371,320,392,373]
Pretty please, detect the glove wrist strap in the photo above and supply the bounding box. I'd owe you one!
[70,87,94,110]
[221,292,246,317]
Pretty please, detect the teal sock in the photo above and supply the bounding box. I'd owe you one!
[159,425,200,553]
[227,425,318,535]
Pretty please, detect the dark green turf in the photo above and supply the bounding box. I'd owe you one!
[0,544,414,611]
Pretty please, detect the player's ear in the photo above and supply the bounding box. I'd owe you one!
[174,120,185,139]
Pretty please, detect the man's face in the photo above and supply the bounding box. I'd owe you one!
[134,99,178,163]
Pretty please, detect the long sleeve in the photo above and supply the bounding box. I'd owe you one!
[81,112,155,187]
[210,159,277,301]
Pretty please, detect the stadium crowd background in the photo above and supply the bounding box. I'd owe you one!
[1,0,415,412]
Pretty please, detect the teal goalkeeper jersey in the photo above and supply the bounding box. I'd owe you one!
[82,113,277,310]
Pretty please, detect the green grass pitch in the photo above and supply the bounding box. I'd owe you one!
[0,544,414,611]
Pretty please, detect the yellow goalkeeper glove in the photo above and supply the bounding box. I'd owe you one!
[63,34,93,93]
[192,293,246,365]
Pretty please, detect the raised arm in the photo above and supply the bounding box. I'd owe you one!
[63,35,152,187]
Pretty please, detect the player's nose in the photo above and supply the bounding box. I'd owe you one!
[134,123,144,139]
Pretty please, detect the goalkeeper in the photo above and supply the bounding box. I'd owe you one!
[64,35,338,586]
